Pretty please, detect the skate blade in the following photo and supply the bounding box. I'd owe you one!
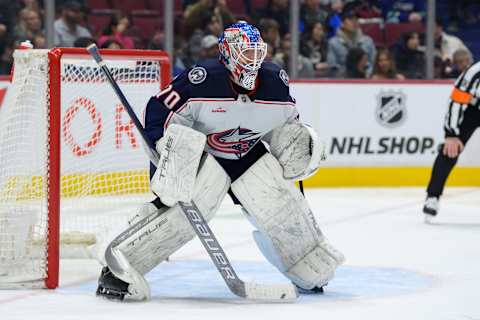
[424,214,434,224]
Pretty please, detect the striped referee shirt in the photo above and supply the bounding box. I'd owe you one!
[444,61,480,137]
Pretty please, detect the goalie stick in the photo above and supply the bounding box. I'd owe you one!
[87,45,298,301]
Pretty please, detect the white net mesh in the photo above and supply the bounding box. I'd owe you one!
[0,50,49,286]
[0,49,166,287]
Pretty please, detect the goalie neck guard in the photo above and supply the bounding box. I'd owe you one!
[219,22,267,90]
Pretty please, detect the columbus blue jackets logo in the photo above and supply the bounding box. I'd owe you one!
[375,91,407,128]
[207,127,262,158]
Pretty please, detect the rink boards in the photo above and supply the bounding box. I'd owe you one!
[0,77,478,187]
[292,80,480,186]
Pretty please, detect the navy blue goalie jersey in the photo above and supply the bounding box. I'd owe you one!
[144,59,299,160]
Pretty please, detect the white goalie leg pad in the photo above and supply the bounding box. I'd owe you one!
[268,123,326,181]
[92,201,166,267]
[151,124,206,206]
[232,153,344,290]
[104,154,230,299]
[91,201,166,300]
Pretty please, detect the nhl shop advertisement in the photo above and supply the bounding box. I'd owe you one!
[292,81,480,167]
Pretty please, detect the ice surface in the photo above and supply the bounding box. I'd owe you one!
[1,187,479,320]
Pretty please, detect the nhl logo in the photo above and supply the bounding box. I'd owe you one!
[375,91,407,128]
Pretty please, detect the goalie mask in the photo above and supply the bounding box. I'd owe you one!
[219,22,267,90]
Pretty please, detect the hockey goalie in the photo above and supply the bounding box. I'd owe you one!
[94,22,344,301]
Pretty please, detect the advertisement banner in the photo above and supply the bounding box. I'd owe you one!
[291,81,480,167]
[60,82,156,173]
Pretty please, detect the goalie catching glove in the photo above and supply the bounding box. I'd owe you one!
[268,123,326,181]
[151,124,206,206]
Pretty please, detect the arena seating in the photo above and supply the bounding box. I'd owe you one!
[384,22,424,47]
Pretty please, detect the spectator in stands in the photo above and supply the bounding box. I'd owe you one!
[206,13,223,37]
[443,49,472,78]
[434,20,472,66]
[0,0,42,25]
[447,0,478,31]
[345,47,368,78]
[172,37,188,76]
[382,0,425,23]
[273,33,315,78]
[0,21,8,64]
[0,24,7,48]
[0,0,41,37]
[56,0,87,9]
[258,18,280,50]
[13,9,43,43]
[0,21,5,37]
[184,0,235,38]
[393,31,425,79]
[327,10,376,78]
[2,0,43,17]
[185,14,224,67]
[0,1,18,34]
[256,0,290,35]
[187,30,206,66]
[21,0,42,13]
[54,1,92,47]
[350,0,382,20]
[301,0,329,31]
[301,22,329,77]
[99,38,122,49]
[325,0,343,38]
[371,48,405,80]
[0,0,39,73]
[0,39,13,74]
[33,34,46,49]
[265,44,275,62]
[434,55,449,79]
[148,31,165,51]
[98,14,134,50]
[73,37,96,48]
[200,34,219,59]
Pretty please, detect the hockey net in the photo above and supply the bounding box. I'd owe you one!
[0,48,170,288]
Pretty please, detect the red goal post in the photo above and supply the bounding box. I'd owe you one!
[0,48,170,289]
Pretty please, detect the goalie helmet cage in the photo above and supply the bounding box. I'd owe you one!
[0,48,170,289]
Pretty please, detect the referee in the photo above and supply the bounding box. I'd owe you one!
[424,60,480,222]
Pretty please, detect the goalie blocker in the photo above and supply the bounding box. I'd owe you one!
[95,123,343,300]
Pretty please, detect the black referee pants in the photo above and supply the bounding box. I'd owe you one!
[426,106,480,197]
